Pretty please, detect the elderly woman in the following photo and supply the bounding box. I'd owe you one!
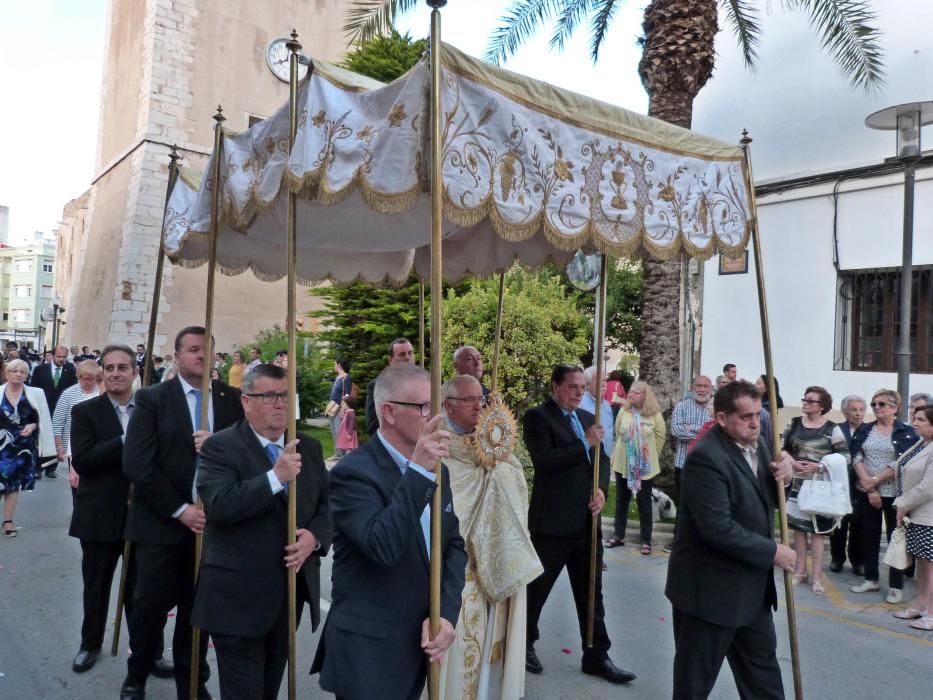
[829,394,867,574]
[606,381,666,555]
[0,359,55,536]
[849,389,918,604]
[892,405,933,629]
[52,360,102,489]
[783,386,850,595]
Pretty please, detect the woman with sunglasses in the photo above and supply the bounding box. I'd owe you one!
[849,389,918,603]
[891,405,933,629]
[782,386,850,594]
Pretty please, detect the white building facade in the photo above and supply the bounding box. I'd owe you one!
[700,160,933,407]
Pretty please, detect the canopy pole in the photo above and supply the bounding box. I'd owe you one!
[427,2,446,699]
[284,29,302,700]
[585,253,609,647]
[419,282,426,368]
[741,131,803,700]
[490,272,505,393]
[110,144,181,658]
[190,105,225,700]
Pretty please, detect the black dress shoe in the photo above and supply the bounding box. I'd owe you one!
[119,678,146,699]
[581,657,636,684]
[46,468,58,478]
[525,647,543,674]
[72,648,99,673]
[151,656,174,679]
[829,559,844,573]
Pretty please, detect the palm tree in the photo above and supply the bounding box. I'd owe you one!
[344,0,884,407]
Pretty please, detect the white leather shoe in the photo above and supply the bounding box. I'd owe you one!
[850,580,880,593]
[885,588,903,604]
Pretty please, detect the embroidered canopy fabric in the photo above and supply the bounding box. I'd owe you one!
[163,43,752,284]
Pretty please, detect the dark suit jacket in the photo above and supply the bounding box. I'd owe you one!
[665,425,779,628]
[30,362,77,414]
[122,376,243,545]
[365,378,378,437]
[311,436,467,700]
[69,394,130,542]
[191,422,332,635]
[522,398,611,536]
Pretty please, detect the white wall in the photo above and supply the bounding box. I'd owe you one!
[700,167,933,408]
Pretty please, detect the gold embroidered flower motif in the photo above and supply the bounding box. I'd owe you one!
[357,125,373,141]
[554,145,574,182]
[311,109,326,127]
[387,104,407,127]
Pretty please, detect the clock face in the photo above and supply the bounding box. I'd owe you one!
[266,38,308,83]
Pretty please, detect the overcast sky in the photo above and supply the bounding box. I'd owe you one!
[1,1,930,242]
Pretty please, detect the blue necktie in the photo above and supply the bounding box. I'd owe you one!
[266,443,287,492]
[567,411,591,462]
[191,389,202,431]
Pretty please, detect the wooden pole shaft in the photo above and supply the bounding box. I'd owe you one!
[190,106,225,700]
[284,29,303,700]
[585,254,609,647]
[110,146,182,658]
[428,5,444,698]
[490,272,505,393]
[742,133,803,700]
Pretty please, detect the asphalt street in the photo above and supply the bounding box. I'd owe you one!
[1,473,930,699]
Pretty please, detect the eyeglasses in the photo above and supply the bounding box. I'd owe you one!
[386,400,432,417]
[870,401,894,409]
[245,391,289,404]
[447,396,487,406]
[801,398,821,405]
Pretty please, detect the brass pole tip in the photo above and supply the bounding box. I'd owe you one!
[740,129,752,147]
[214,105,226,123]
[287,28,302,52]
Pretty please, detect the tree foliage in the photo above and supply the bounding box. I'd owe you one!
[227,326,329,416]
[340,29,426,81]
[442,268,590,413]
[309,276,424,391]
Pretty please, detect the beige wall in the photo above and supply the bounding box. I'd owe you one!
[60,0,347,354]
[96,0,146,169]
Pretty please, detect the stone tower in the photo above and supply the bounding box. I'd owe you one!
[56,0,348,353]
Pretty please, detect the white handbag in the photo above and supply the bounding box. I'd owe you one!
[797,460,851,520]
[883,519,913,571]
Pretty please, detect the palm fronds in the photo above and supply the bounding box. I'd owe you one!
[785,0,885,91]
[485,0,563,65]
[344,0,420,46]
[721,0,762,69]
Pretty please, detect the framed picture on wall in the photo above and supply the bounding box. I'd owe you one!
[718,250,748,275]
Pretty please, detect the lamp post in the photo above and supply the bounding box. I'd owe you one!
[865,102,933,421]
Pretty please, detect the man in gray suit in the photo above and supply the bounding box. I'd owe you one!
[665,380,795,699]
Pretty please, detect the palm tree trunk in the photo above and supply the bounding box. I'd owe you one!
[636,0,718,408]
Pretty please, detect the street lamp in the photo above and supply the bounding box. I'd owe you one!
[865,101,933,421]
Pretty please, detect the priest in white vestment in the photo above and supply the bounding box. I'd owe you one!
[425,375,543,700]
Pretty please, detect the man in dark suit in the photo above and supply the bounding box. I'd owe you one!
[365,337,415,436]
[311,363,466,700]
[192,363,331,700]
[121,326,244,700]
[29,344,77,477]
[665,379,796,699]
[68,344,137,673]
[69,345,173,677]
[522,364,635,684]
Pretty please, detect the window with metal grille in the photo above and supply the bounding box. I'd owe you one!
[834,267,933,373]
